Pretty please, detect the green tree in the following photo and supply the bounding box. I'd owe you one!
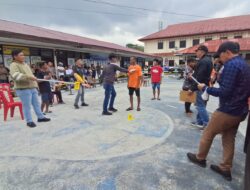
[126,43,144,52]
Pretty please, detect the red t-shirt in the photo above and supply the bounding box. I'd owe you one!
[150,66,163,83]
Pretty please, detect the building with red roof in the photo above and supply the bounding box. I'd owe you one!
[0,19,154,69]
[139,14,250,66]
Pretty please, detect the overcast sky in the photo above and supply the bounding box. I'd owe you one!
[0,0,250,46]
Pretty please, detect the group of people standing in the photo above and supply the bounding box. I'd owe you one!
[183,42,250,189]
[6,43,250,188]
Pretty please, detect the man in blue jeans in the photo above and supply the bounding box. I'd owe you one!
[191,45,213,129]
[101,54,127,115]
[10,49,50,128]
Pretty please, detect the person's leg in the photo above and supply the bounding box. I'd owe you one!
[16,89,33,123]
[31,88,46,119]
[220,122,241,171]
[74,87,81,106]
[109,85,116,109]
[185,102,191,113]
[152,84,156,99]
[56,91,63,102]
[157,84,161,99]
[103,84,111,112]
[196,91,209,126]
[245,142,250,190]
[196,111,241,161]
[128,88,134,109]
[80,85,85,104]
[136,89,140,109]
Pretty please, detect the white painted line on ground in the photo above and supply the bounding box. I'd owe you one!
[167,105,177,109]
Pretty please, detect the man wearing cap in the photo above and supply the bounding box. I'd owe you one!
[187,42,250,181]
[191,45,213,129]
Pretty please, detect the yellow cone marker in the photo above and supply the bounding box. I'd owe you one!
[128,113,134,121]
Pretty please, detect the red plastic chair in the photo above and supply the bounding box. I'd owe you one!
[0,88,24,121]
[0,83,10,109]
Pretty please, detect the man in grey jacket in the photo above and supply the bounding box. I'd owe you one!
[102,54,127,115]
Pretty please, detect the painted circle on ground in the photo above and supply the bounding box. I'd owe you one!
[0,106,173,161]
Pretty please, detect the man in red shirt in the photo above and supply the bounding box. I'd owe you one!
[150,59,163,100]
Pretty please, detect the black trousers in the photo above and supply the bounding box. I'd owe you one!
[185,102,191,113]
[245,143,250,190]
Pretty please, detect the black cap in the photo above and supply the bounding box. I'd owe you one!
[196,45,209,53]
[216,41,240,56]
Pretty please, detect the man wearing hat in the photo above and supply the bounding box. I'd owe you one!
[191,45,213,129]
[187,41,250,181]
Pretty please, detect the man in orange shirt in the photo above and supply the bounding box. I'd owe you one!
[127,57,143,111]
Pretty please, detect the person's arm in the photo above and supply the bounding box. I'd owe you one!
[202,64,238,97]
[10,64,36,81]
[114,65,128,73]
[136,66,143,88]
[160,67,163,84]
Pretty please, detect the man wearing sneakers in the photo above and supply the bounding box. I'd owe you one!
[102,54,127,115]
[191,45,213,129]
[72,58,89,109]
[150,59,163,100]
[127,57,143,112]
[187,42,250,181]
[10,49,50,128]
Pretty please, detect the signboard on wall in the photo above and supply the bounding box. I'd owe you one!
[31,56,41,65]
[67,58,75,67]
[3,45,30,56]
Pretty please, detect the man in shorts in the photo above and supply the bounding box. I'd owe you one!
[150,59,163,100]
[127,57,143,111]
[36,61,53,114]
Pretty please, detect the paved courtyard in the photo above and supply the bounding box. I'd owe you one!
[0,77,246,190]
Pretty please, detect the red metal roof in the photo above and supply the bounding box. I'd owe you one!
[178,38,250,54]
[152,52,175,57]
[139,14,250,41]
[0,19,152,57]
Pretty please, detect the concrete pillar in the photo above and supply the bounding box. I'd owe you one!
[53,49,59,78]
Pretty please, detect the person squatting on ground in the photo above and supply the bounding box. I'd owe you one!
[187,41,250,182]
[10,49,50,128]
[127,57,143,112]
[191,45,213,129]
[101,53,127,116]
[150,59,163,101]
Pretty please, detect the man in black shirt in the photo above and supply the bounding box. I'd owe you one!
[191,45,213,129]
[36,61,52,113]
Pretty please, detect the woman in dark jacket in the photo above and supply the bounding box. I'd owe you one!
[183,58,196,115]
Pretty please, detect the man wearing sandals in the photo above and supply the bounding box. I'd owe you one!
[127,57,143,112]
[150,59,163,100]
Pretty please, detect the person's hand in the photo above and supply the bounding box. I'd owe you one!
[129,69,136,73]
[187,90,193,96]
[29,76,37,81]
[198,83,206,91]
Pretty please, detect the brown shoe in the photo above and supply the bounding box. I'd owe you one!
[210,165,232,181]
[187,153,207,168]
